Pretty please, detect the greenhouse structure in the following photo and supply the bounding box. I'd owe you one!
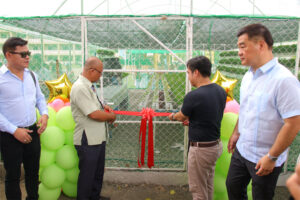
[0,14,299,173]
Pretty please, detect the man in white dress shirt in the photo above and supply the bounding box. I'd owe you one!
[226,24,300,200]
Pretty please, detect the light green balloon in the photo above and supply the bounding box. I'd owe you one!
[64,130,74,145]
[56,106,75,131]
[221,112,238,140]
[39,167,44,182]
[41,164,66,189]
[247,190,253,200]
[38,183,61,200]
[41,126,65,151]
[36,108,41,122]
[66,167,79,183]
[214,172,227,196]
[215,140,232,177]
[47,106,57,126]
[62,180,77,198]
[56,145,79,170]
[40,148,56,167]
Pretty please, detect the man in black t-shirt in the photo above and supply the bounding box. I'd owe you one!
[169,56,226,200]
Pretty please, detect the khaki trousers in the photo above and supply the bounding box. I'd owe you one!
[188,141,223,200]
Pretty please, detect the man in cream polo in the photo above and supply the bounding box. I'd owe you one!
[70,57,116,200]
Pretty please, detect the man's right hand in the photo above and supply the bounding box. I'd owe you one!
[13,128,33,144]
[228,132,240,153]
[108,113,116,124]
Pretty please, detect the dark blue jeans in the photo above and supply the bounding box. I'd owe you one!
[75,132,106,200]
[0,124,40,200]
[226,148,283,200]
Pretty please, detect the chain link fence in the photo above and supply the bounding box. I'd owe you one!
[0,15,299,171]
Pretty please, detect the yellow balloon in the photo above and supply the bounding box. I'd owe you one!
[45,73,72,102]
[211,70,237,99]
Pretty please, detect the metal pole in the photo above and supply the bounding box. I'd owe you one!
[190,0,193,16]
[81,16,85,69]
[81,0,84,15]
[131,20,186,65]
[52,0,68,16]
[295,21,300,79]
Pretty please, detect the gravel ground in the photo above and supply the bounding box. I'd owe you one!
[0,179,292,200]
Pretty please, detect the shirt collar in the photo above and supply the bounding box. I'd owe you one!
[0,64,30,75]
[250,57,277,75]
[79,74,93,87]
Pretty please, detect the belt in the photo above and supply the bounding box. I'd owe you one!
[190,140,219,148]
[19,123,36,130]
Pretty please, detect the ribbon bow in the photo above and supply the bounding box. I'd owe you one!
[113,108,171,168]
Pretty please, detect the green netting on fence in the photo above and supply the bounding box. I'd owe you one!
[0,15,299,171]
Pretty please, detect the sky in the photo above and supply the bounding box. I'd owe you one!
[0,0,300,17]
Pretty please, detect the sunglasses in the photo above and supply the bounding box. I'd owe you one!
[9,51,31,58]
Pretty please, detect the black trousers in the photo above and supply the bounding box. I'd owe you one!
[226,148,283,200]
[75,132,106,200]
[0,124,40,200]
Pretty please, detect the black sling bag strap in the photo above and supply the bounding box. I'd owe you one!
[29,70,37,88]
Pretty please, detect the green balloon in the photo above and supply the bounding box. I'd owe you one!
[66,167,79,183]
[221,112,238,140]
[41,164,66,189]
[39,167,44,182]
[214,173,227,195]
[215,140,232,177]
[56,106,75,131]
[38,183,61,200]
[62,180,77,198]
[41,126,65,151]
[247,190,253,200]
[56,145,79,170]
[36,108,41,122]
[40,148,56,167]
[64,130,74,145]
[47,106,57,126]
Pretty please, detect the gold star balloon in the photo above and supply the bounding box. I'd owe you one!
[211,70,237,100]
[45,73,72,102]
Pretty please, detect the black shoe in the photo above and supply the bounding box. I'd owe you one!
[99,196,111,200]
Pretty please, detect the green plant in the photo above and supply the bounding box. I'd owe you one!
[273,44,297,54]
[219,51,238,57]
[219,58,241,65]
[96,49,115,58]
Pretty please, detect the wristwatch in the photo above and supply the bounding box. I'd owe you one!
[267,153,278,162]
[172,113,176,121]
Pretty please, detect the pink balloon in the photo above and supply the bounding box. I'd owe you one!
[64,102,71,106]
[224,99,240,114]
[52,99,64,112]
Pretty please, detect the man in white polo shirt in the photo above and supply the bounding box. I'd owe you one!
[70,57,116,200]
[226,24,300,200]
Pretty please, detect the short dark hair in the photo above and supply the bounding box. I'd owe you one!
[186,56,211,77]
[237,23,273,48]
[2,37,28,57]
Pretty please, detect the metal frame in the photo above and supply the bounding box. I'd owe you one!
[83,16,191,171]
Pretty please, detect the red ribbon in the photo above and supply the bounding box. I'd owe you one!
[112,108,170,168]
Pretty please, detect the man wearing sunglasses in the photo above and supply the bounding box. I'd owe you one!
[0,37,48,200]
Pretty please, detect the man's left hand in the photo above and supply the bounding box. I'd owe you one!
[37,114,48,134]
[255,155,276,176]
[104,105,113,113]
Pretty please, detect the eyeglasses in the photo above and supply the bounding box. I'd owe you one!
[9,51,31,58]
[89,68,102,74]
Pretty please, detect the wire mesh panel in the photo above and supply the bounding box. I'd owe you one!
[86,17,188,169]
